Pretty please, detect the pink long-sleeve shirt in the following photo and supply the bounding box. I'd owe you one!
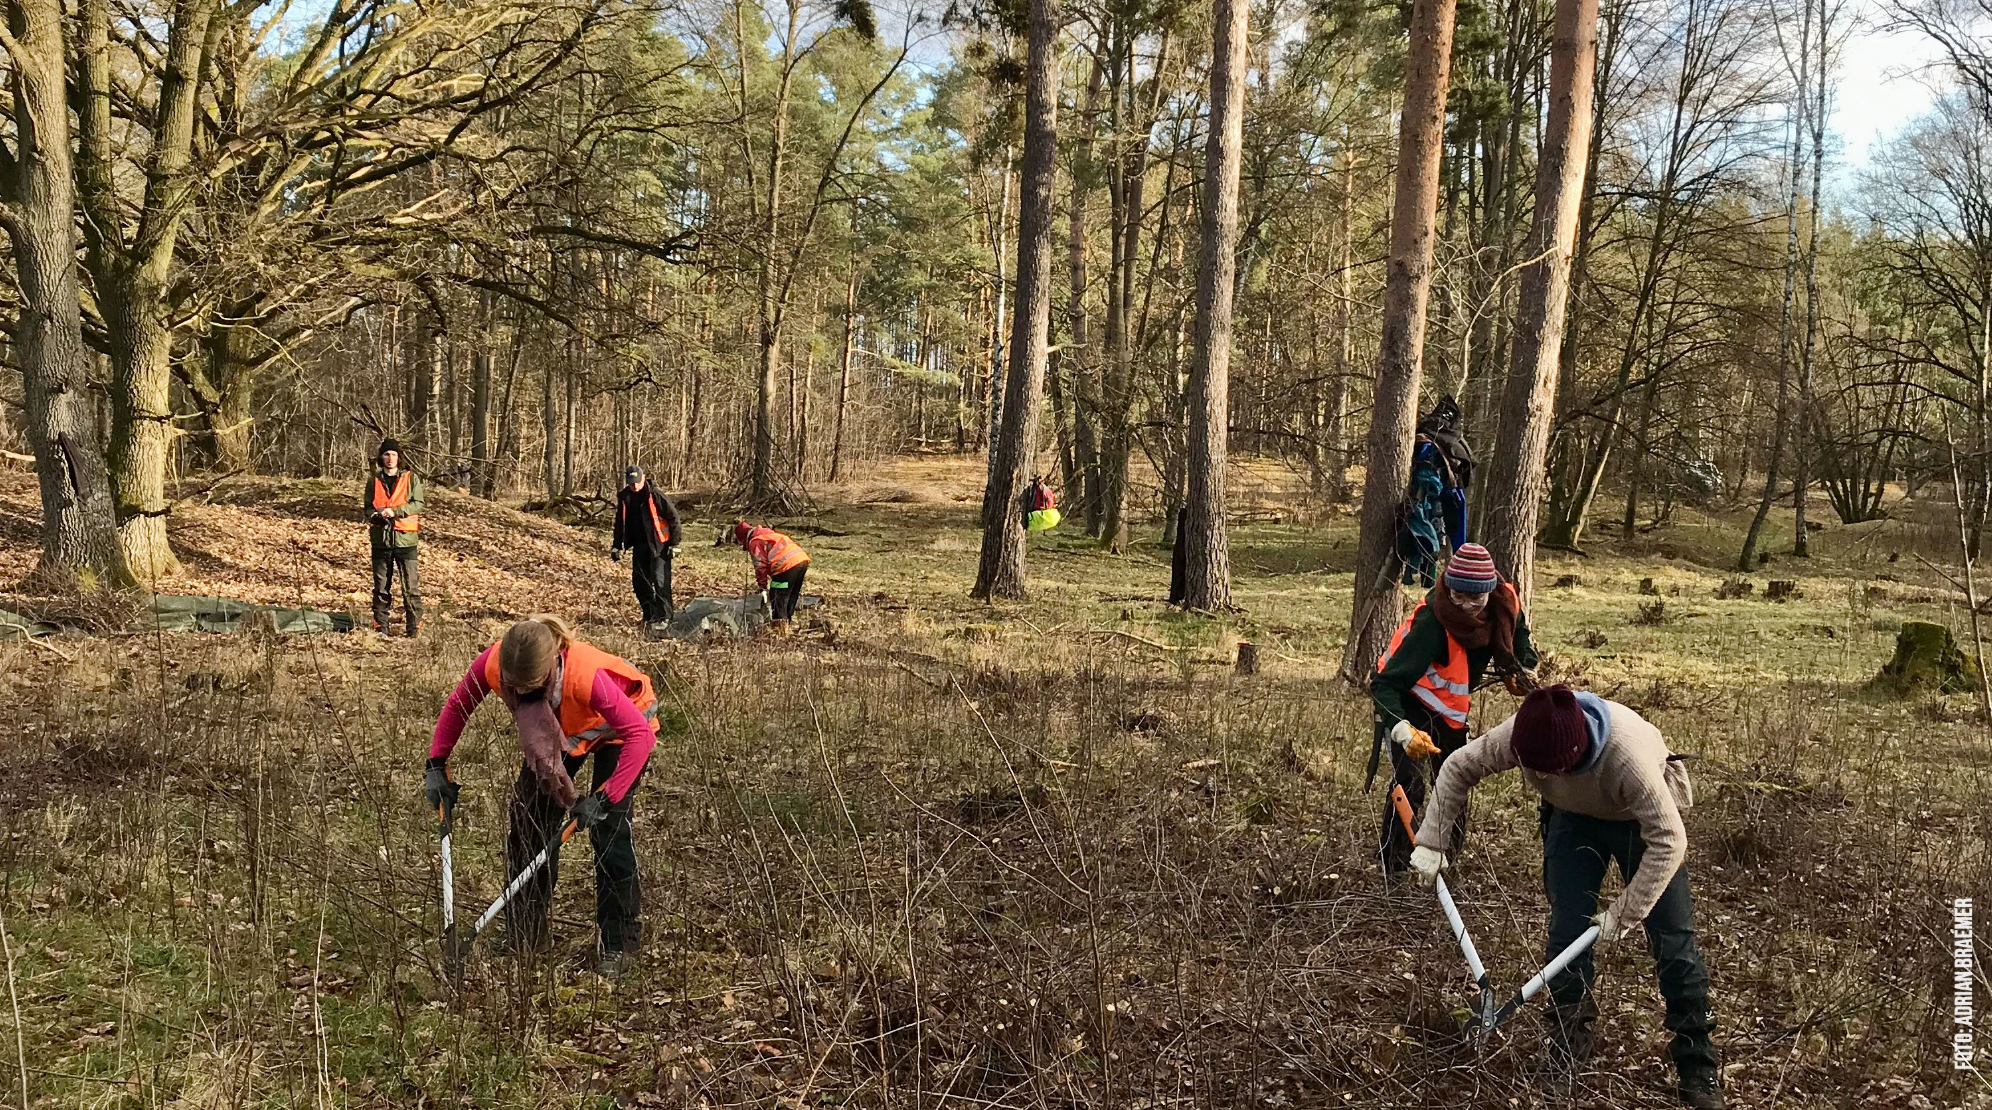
[430,645,657,803]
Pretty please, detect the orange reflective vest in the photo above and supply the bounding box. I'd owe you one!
[372,472,421,533]
[619,490,671,546]
[484,639,660,756]
[1376,599,1471,727]
[746,527,809,578]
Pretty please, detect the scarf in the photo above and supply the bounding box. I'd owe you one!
[1432,580,1519,667]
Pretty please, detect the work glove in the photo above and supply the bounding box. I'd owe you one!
[1390,720,1439,760]
[1591,907,1623,945]
[1504,672,1534,697]
[423,758,459,809]
[570,792,613,833]
[611,547,623,563]
[1409,846,1446,887]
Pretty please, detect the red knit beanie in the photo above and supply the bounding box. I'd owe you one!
[733,521,753,545]
[1512,684,1590,773]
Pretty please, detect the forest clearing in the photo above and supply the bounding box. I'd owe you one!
[0,457,1982,1108]
[4,0,1992,1099]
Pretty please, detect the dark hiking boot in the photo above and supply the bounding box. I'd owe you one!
[596,948,633,981]
[1546,999,1598,1068]
[1677,1074,1724,1109]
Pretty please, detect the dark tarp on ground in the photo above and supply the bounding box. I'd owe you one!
[142,595,354,634]
[663,594,820,641]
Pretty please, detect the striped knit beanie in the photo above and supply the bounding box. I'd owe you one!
[1443,543,1499,593]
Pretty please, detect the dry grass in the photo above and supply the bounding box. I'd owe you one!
[0,458,1986,1109]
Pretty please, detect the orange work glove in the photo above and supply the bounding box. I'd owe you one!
[1390,720,1440,759]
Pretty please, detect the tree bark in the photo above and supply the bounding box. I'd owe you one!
[1,0,131,588]
[1793,2,1827,558]
[984,147,1014,491]
[79,0,216,580]
[1181,0,1250,610]
[972,0,1061,600]
[1344,0,1460,679]
[832,257,859,481]
[1741,0,1813,570]
[1478,0,1598,609]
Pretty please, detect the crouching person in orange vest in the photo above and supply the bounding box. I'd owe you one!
[364,438,424,635]
[425,615,660,978]
[1370,542,1536,876]
[724,522,810,632]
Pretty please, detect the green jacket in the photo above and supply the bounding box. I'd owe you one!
[364,469,424,550]
[1371,587,1537,728]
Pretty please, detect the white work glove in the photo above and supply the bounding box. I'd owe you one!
[1390,719,1440,759]
[1409,846,1446,887]
[1591,907,1624,944]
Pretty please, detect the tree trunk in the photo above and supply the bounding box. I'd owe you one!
[1478,0,1598,609]
[984,146,1014,492]
[1,0,131,588]
[1794,1,1827,558]
[832,259,858,481]
[1344,0,1460,679]
[81,0,215,581]
[1181,0,1250,610]
[972,0,1061,600]
[1324,141,1356,504]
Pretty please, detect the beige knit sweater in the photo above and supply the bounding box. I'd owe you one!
[1413,700,1694,926]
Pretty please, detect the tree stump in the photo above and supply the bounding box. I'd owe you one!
[1868,621,1981,697]
[1766,580,1801,602]
[1235,642,1260,676]
[1639,577,1658,596]
[1715,579,1753,600]
[1553,574,1580,588]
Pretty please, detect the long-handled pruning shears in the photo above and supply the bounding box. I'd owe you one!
[1391,783,1601,1041]
[1391,785,1496,1030]
[443,816,581,971]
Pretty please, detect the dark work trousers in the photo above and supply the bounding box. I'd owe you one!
[1376,699,1469,874]
[505,744,643,954]
[1541,804,1717,1080]
[767,564,807,621]
[370,546,421,633]
[632,547,675,622]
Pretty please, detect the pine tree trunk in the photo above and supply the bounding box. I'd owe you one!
[1478,0,1598,609]
[972,0,1061,600]
[984,148,1014,492]
[1182,0,1250,610]
[832,259,858,481]
[1345,0,1460,678]
[1,0,131,588]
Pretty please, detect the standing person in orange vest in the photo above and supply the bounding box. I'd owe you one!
[1370,542,1536,877]
[425,615,661,978]
[611,465,681,629]
[725,521,810,632]
[364,438,424,636]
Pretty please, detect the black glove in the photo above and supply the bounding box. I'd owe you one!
[612,546,624,563]
[570,792,613,832]
[424,757,459,809]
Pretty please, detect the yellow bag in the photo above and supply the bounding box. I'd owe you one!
[1026,507,1063,533]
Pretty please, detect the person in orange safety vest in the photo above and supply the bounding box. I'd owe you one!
[723,521,810,631]
[364,438,424,636]
[426,615,661,978]
[1370,542,1536,876]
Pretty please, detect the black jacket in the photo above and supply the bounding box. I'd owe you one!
[613,485,681,555]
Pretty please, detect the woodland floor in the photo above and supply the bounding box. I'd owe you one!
[0,455,1984,1110]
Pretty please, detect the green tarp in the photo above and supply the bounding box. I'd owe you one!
[0,596,352,639]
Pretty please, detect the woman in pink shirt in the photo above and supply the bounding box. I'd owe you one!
[426,615,659,976]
